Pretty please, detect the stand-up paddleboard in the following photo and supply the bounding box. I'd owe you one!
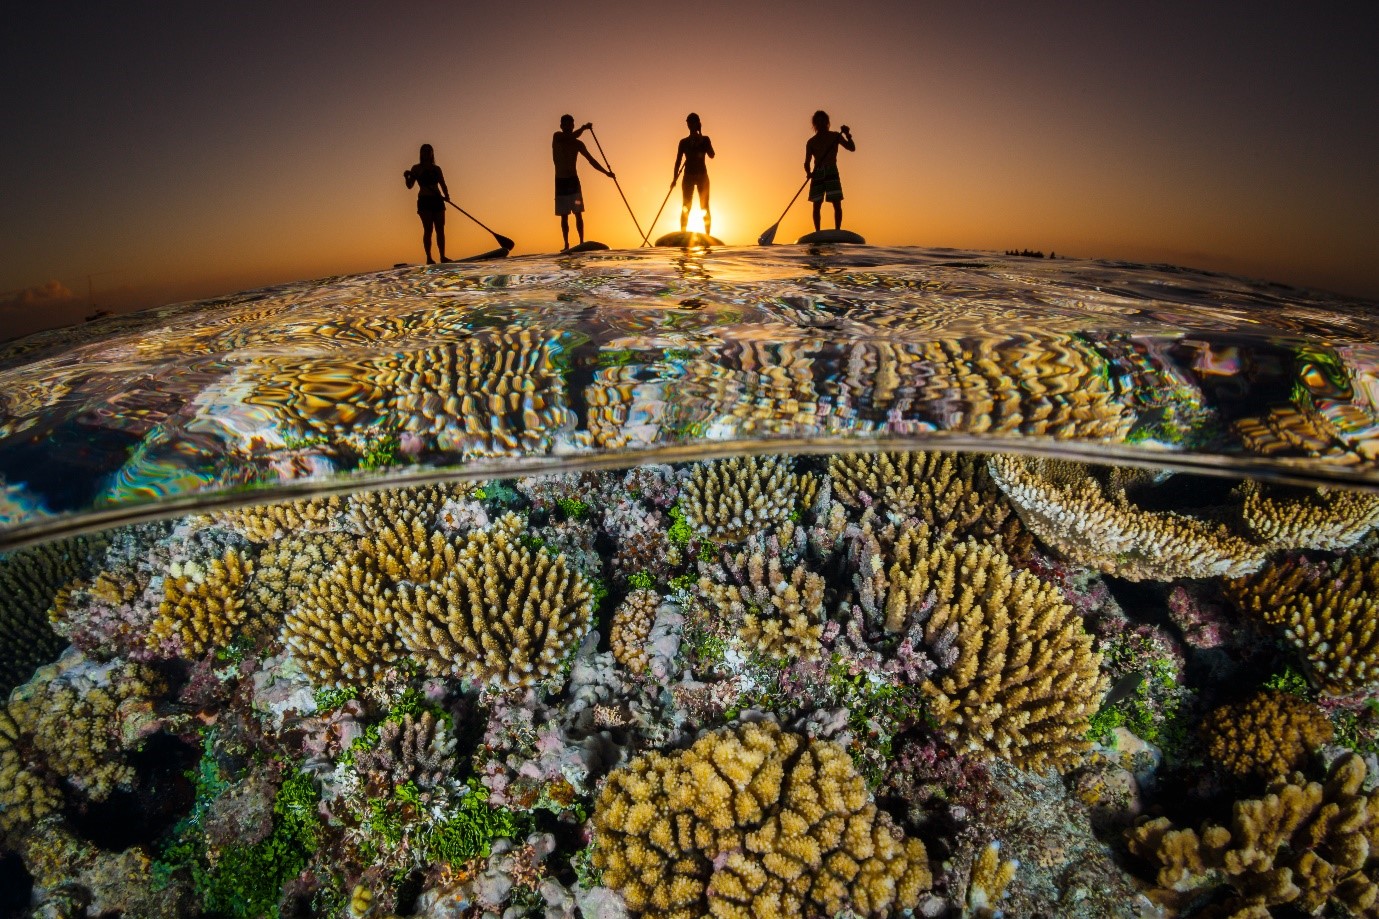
[654,231,724,248]
[457,247,510,262]
[563,241,610,253]
[796,229,866,244]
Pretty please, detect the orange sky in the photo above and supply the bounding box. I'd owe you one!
[2,3,1376,340]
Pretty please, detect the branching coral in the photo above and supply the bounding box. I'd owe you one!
[282,553,410,689]
[217,494,346,543]
[352,711,459,797]
[1226,555,1379,694]
[1,535,106,694]
[1202,690,1333,780]
[347,482,460,533]
[1238,480,1379,551]
[988,455,1268,581]
[147,548,255,657]
[1125,753,1379,916]
[611,589,660,674]
[965,840,1018,919]
[681,455,797,544]
[903,526,1105,773]
[395,512,593,688]
[591,720,931,918]
[827,451,1028,551]
[697,548,825,661]
[247,531,355,617]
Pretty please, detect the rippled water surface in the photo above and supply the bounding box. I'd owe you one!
[2,246,1378,918]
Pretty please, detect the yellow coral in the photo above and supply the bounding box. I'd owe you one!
[682,455,797,544]
[1238,480,1379,551]
[217,494,346,543]
[1202,690,1333,779]
[698,551,825,661]
[147,548,254,657]
[0,706,60,838]
[592,721,931,918]
[988,455,1268,581]
[248,531,355,616]
[1,535,106,693]
[966,841,1018,919]
[612,589,659,673]
[1227,556,1379,693]
[906,527,1105,772]
[1126,753,1379,916]
[394,512,592,688]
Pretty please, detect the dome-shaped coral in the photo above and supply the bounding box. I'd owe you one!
[591,721,931,918]
[611,589,659,674]
[1201,690,1333,780]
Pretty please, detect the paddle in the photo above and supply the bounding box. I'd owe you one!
[640,166,683,246]
[444,199,515,252]
[587,127,647,245]
[757,177,810,246]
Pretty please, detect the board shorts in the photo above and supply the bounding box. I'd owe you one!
[417,195,446,219]
[555,176,584,216]
[808,164,843,203]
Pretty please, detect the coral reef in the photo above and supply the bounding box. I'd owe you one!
[591,720,931,918]
[988,455,1269,581]
[697,547,825,661]
[907,527,1106,773]
[147,547,255,657]
[1238,479,1379,551]
[21,822,193,917]
[396,512,593,688]
[1202,690,1333,780]
[352,710,459,796]
[248,530,355,616]
[1125,753,1379,916]
[218,493,347,543]
[0,535,105,693]
[965,840,1018,919]
[680,454,797,544]
[611,589,659,674]
[1227,554,1379,693]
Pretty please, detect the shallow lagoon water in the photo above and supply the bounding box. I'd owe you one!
[1,246,1378,917]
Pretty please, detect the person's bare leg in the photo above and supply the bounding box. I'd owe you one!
[833,201,843,230]
[701,185,711,237]
[812,201,822,232]
[422,215,435,264]
[560,215,571,251]
[575,213,585,245]
[681,182,692,232]
[436,221,449,262]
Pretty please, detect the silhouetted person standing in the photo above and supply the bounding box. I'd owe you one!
[804,111,856,231]
[403,144,451,264]
[552,115,614,251]
[673,113,716,236]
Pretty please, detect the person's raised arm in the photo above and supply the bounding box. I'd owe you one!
[839,125,856,152]
[579,142,613,178]
[575,122,592,137]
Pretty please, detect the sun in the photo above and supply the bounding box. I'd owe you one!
[683,203,729,240]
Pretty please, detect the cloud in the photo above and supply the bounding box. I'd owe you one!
[0,280,79,312]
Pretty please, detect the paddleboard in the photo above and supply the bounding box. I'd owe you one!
[564,241,610,253]
[654,231,724,248]
[457,247,510,262]
[796,229,866,244]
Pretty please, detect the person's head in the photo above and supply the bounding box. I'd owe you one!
[686,112,701,132]
[812,110,830,132]
[560,114,575,132]
[419,143,434,164]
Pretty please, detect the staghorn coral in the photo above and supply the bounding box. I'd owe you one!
[611,589,660,674]
[147,547,255,658]
[1238,479,1379,551]
[352,710,459,796]
[591,720,931,918]
[1,654,165,838]
[395,512,593,688]
[217,493,346,543]
[247,530,355,616]
[1227,555,1379,694]
[0,535,106,694]
[681,454,797,545]
[965,840,1019,919]
[827,450,1028,551]
[1125,753,1379,916]
[903,525,1106,773]
[988,455,1269,581]
[697,546,825,661]
[347,482,460,533]
[1202,690,1333,780]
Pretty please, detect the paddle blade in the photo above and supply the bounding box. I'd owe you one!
[757,223,779,246]
[494,233,515,252]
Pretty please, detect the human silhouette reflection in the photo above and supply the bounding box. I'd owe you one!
[552,115,615,251]
[804,111,856,231]
[403,144,452,264]
[673,113,716,236]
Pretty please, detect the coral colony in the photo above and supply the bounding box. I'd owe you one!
[2,451,1379,916]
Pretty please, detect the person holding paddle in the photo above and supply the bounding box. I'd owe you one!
[804,111,856,232]
[403,143,452,264]
[673,112,716,236]
[552,115,615,251]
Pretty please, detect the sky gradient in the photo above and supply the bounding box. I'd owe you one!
[2,1,1376,340]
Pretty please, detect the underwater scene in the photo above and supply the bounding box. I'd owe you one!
[2,246,1379,918]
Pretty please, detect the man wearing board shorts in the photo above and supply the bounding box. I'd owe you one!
[552,114,615,251]
[804,110,856,232]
